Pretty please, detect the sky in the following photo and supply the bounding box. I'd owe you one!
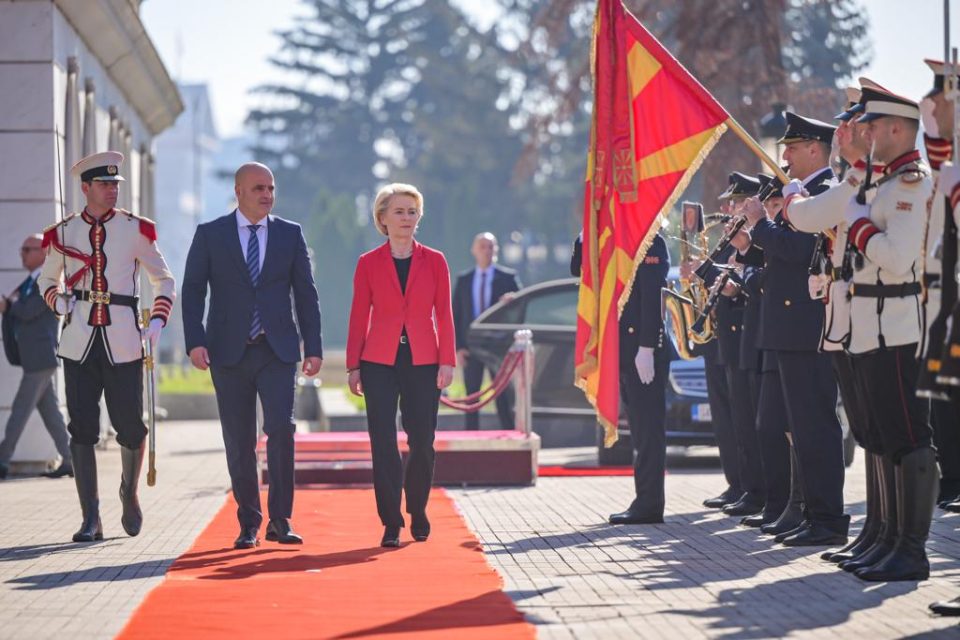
[140,1,959,139]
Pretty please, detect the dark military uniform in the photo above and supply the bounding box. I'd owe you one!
[572,233,670,522]
[751,162,848,544]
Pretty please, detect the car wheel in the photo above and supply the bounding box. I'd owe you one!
[597,428,633,466]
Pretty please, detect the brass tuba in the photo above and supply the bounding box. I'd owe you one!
[662,204,717,359]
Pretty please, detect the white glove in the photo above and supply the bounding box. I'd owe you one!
[939,161,960,197]
[845,196,870,228]
[808,274,829,300]
[634,346,655,385]
[141,318,164,351]
[781,179,805,200]
[53,294,76,316]
[920,98,940,139]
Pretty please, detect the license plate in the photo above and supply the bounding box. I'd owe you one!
[691,403,712,422]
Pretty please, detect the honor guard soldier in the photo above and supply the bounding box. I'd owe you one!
[572,231,671,524]
[916,59,960,511]
[839,85,937,582]
[692,173,766,519]
[38,151,176,542]
[740,113,849,547]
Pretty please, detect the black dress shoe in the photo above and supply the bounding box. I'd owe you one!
[722,498,763,517]
[703,488,741,509]
[929,596,960,617]
[381,526,401,548]
[780,523,847,547]
[43,461,74,478]
[411,513,430,542]
[265,518,303,544]
[234,527,259,549]
[608,510,664,525]
[773,521,810,543]
[740,513,768,528]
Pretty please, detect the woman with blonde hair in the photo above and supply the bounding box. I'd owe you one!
[346,183,455,547]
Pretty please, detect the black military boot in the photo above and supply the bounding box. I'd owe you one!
[71,443,102,542]
[841,454,898,572]
[762,446,804,536]
[856,447,938,582]
[929,596,960,617]
[119,443,145,537]
[823,452,880,562]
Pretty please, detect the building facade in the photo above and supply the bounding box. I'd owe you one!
[0,0,182,468]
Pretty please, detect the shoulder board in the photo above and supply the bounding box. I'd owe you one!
[899,166,928,185]
[42,213,78,234]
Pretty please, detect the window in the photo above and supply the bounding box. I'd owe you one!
[524,288,578,327]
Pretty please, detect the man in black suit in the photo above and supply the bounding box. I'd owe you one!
[452,232,521,430]
[0,234,71,479]
[182,162,323,549]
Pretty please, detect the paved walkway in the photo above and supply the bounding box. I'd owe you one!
[1,422,958,638]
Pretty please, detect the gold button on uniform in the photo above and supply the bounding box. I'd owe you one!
[731,325,737,332]
[784,299,792,306]
[628,327,635,333]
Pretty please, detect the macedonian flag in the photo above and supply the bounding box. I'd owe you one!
[575,0,731,445]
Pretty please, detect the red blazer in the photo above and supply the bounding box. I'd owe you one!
[346,240,456,369]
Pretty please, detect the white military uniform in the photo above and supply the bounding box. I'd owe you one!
[845,154,933,355]
[37,208,176,364]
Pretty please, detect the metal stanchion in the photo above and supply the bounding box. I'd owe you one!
[511,329,535,437]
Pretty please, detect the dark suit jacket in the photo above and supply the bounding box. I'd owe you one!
[181,211,323,367]
[750,168,833,352]
[452,264,520,350]
[1,276,59,371]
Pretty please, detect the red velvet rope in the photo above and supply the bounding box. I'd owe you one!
[440,350,524,413]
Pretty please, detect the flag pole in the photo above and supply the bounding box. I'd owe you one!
[724,116,790,184]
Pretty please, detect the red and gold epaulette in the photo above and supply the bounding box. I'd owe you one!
[118,209,159,242]
[40,214,78,248]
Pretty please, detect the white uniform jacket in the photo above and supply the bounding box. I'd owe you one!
[37,208,176,364]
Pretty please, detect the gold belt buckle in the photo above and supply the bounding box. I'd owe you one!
[90,290,111,305]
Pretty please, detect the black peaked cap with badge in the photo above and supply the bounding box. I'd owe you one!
[719,171,762,200]
[777,111,836,145]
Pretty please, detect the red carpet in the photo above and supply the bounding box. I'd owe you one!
[538,465,635,477]
[118,488,535,640]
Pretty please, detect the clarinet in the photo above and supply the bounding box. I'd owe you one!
[691,270,732,334]
[704,180,777,263]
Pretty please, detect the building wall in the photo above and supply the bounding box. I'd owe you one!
[0,0,178,467]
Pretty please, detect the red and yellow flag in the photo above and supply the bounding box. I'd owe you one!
[575,0,730,445]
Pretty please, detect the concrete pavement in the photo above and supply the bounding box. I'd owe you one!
[1,422,958,638]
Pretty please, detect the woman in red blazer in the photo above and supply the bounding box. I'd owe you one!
[346,183,455,547]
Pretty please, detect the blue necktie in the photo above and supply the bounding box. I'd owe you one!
[246,225,262,339]
[18,277,32,299]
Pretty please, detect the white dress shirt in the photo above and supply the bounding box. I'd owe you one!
[236,209,268,273]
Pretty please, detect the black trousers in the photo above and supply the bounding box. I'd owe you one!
[705,357,741,494]
[210,340,296,529]
[757,367,791,515]
[777,349,847,532]
[849,344,932,462]
[360,342,440,528]
[63,330,145,449]
[831,351,879,452]
[619,345,669,516]
[462,355,514,430]
[930,399,960,494]
[727,365,765,503]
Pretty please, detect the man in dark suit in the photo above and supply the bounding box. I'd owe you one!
[182,162,323,549]
[0,234,71,479]
[452,232,520,430]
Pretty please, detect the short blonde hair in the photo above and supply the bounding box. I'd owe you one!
[372,183,424,236]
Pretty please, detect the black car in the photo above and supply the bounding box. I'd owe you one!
[465,277,715,463]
